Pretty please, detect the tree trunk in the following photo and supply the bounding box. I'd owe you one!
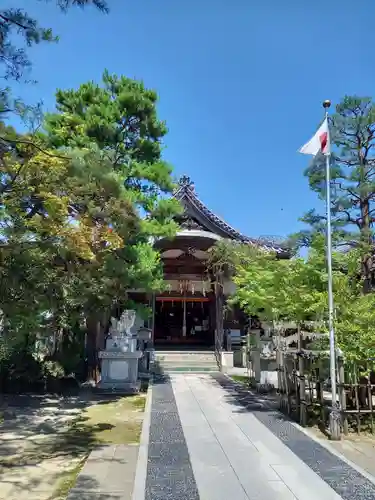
[86,315,101,382]
[361,254,373,294]
[86,307,114,382]
[215,271,224,349]
[359,158,373,293]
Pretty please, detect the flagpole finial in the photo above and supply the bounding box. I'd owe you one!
[323,99,331,109]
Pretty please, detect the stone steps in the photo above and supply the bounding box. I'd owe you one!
[154,350,219,373]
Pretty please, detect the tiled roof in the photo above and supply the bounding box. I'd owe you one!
[173,176,286,254]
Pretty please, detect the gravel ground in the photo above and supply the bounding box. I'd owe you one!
[145,376,200,500]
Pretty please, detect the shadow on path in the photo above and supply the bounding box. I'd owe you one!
[212,373,375,500]
[0,390,140,498]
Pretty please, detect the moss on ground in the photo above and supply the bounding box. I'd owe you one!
[230,375,250,385]
[78,394,146,446]
[48,459,86,500]
[0,392,148,498]
[47,394,147,497]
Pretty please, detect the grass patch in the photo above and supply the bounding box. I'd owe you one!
[230,375,259,389]
[0,393,147,469]
[76,394,146,446]
[0,391,148,499]
[130,395,147,411]
[231,375,250,385]
[48,458,86,500]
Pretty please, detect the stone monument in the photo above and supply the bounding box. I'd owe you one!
[97,310,142,393]
[137,326,153,376]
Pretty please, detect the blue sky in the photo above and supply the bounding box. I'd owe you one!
[7,0,375,241]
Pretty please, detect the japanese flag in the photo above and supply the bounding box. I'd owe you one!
[299,117,330,156]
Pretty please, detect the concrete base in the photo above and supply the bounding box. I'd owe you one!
[96,380,141,394]
[68,444,139,499]
[260,369,278,388]
[233,349,248,367]
[98,349,142,394]
[220,351,234,372]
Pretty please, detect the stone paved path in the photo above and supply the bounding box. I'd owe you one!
[132,373,375,500]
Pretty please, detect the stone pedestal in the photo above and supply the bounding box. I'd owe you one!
[106,336,137,353]
[98,349,142,393]
[220,351,234,372]
[137,328,152,378]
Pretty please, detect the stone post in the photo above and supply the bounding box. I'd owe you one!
[250,329,261,383]
[298,327,306,426]
[338,355,348,435]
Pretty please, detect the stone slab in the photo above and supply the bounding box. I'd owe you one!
[68,444,139,500]
[173,374,346,500]
[131,379,153,500]
[214,373,375,500]
[68,491,125,500]
[95,380,141,394]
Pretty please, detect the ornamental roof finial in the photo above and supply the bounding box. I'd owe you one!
[178,175,195,192]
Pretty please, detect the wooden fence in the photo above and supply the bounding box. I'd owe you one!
[269,323,375,436]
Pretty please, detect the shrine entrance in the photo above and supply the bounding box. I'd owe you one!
[129,176,287,353]
[154,296,215,348]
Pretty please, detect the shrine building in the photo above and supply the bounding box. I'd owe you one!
[130,176,288,351]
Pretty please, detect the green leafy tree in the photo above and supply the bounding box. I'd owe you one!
[42,72,181,375]
[294,96,375,292]
[43,71,181,239]
[230,238,328,324]
[214,237,375,362]
[1,71,182,382]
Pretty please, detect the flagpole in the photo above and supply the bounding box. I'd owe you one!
[323,99,340,440]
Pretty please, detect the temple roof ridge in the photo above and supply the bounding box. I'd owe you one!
[174,175,285,253]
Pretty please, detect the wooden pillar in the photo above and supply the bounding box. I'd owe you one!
[209,294,216,347]
[218,293,224,347]
[251,329,261,383]
[338,357,348,435]
[215,271,224,349]
[298,326,306,426]
[275,332,283,393]
[150,293,156,343]
[182,297,187,336]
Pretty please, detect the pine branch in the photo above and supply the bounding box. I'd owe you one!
[0,13,29,31]
[0,135,69,160]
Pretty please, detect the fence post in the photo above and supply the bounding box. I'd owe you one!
[298,327,306,426]
[246,331,252,377]
[275,331,283,395]
[338,356,348,435]
[252,329,261,383]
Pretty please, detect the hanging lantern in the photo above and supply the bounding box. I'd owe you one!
[191,282,195,295]
[178,279,190,294]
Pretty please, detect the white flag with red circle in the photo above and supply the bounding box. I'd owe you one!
[299,117,330,156]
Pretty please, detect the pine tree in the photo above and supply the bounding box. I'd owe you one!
[294,96,375,292]
[42,72,181,377]
[0,1,108,118]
